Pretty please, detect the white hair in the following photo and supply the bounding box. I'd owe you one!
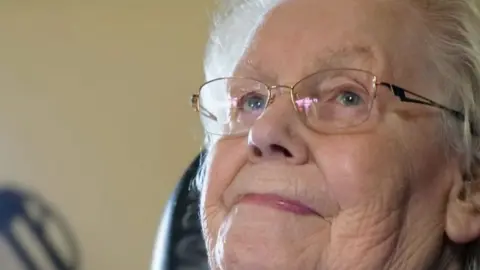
[203,0,282,80]
[201,0,480,268]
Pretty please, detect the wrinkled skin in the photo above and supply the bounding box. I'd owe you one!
[199,0,480,269]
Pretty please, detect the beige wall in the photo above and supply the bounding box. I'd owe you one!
[0,1,213,269]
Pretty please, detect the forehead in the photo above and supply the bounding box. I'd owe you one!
[235,0,426,84]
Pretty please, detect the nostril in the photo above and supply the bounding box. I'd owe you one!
[250,144,294,159]
[270,144,293,158]
[253,146,263,157]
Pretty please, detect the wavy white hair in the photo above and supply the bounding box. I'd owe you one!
[201,0,480,268]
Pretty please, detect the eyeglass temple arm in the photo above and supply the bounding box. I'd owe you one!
[200,108,218,121]
[381,83,466,120]
[380,82,477,135]
[191,94,218,121]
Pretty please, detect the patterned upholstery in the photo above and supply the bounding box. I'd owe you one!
[0,187,80,270]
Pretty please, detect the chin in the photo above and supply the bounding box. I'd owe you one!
[210,204,326,270]
[213,237,296,270]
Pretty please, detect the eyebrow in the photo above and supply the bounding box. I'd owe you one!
[236,60,277,82]
[237,45,376,79]
[312,46,376,71]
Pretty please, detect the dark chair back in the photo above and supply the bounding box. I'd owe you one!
[154,152,209,270]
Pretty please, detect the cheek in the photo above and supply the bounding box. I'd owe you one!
[200,139,248,234]
[311,133,409,209]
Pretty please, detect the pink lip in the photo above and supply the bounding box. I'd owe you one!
[237,193,319,216]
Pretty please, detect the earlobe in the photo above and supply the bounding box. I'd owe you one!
[446,180,480,244]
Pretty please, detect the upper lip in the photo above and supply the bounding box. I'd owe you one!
[223,164,337,220]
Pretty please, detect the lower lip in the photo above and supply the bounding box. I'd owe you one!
[238,194,319,216]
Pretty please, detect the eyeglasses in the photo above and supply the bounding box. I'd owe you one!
[191,68,465,136]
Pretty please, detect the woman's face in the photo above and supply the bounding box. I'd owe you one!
[201,0,464,269]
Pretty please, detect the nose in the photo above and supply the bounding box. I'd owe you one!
[247,95,309,164]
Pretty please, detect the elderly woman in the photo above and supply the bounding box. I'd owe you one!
[187,0,480,269]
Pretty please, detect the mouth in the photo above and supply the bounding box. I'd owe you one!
[237,193,321,217]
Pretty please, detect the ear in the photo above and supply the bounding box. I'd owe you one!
[446,179,480,244]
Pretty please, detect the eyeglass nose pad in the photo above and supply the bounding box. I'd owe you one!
[266,93,276,107]
[268,85,296,108]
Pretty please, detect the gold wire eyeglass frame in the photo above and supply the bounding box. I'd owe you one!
[190,68,466,136]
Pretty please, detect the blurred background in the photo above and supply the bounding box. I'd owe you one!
[0,0,214,269]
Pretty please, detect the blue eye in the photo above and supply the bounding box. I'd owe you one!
[241,93,267,112]
[336,91,364,106]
